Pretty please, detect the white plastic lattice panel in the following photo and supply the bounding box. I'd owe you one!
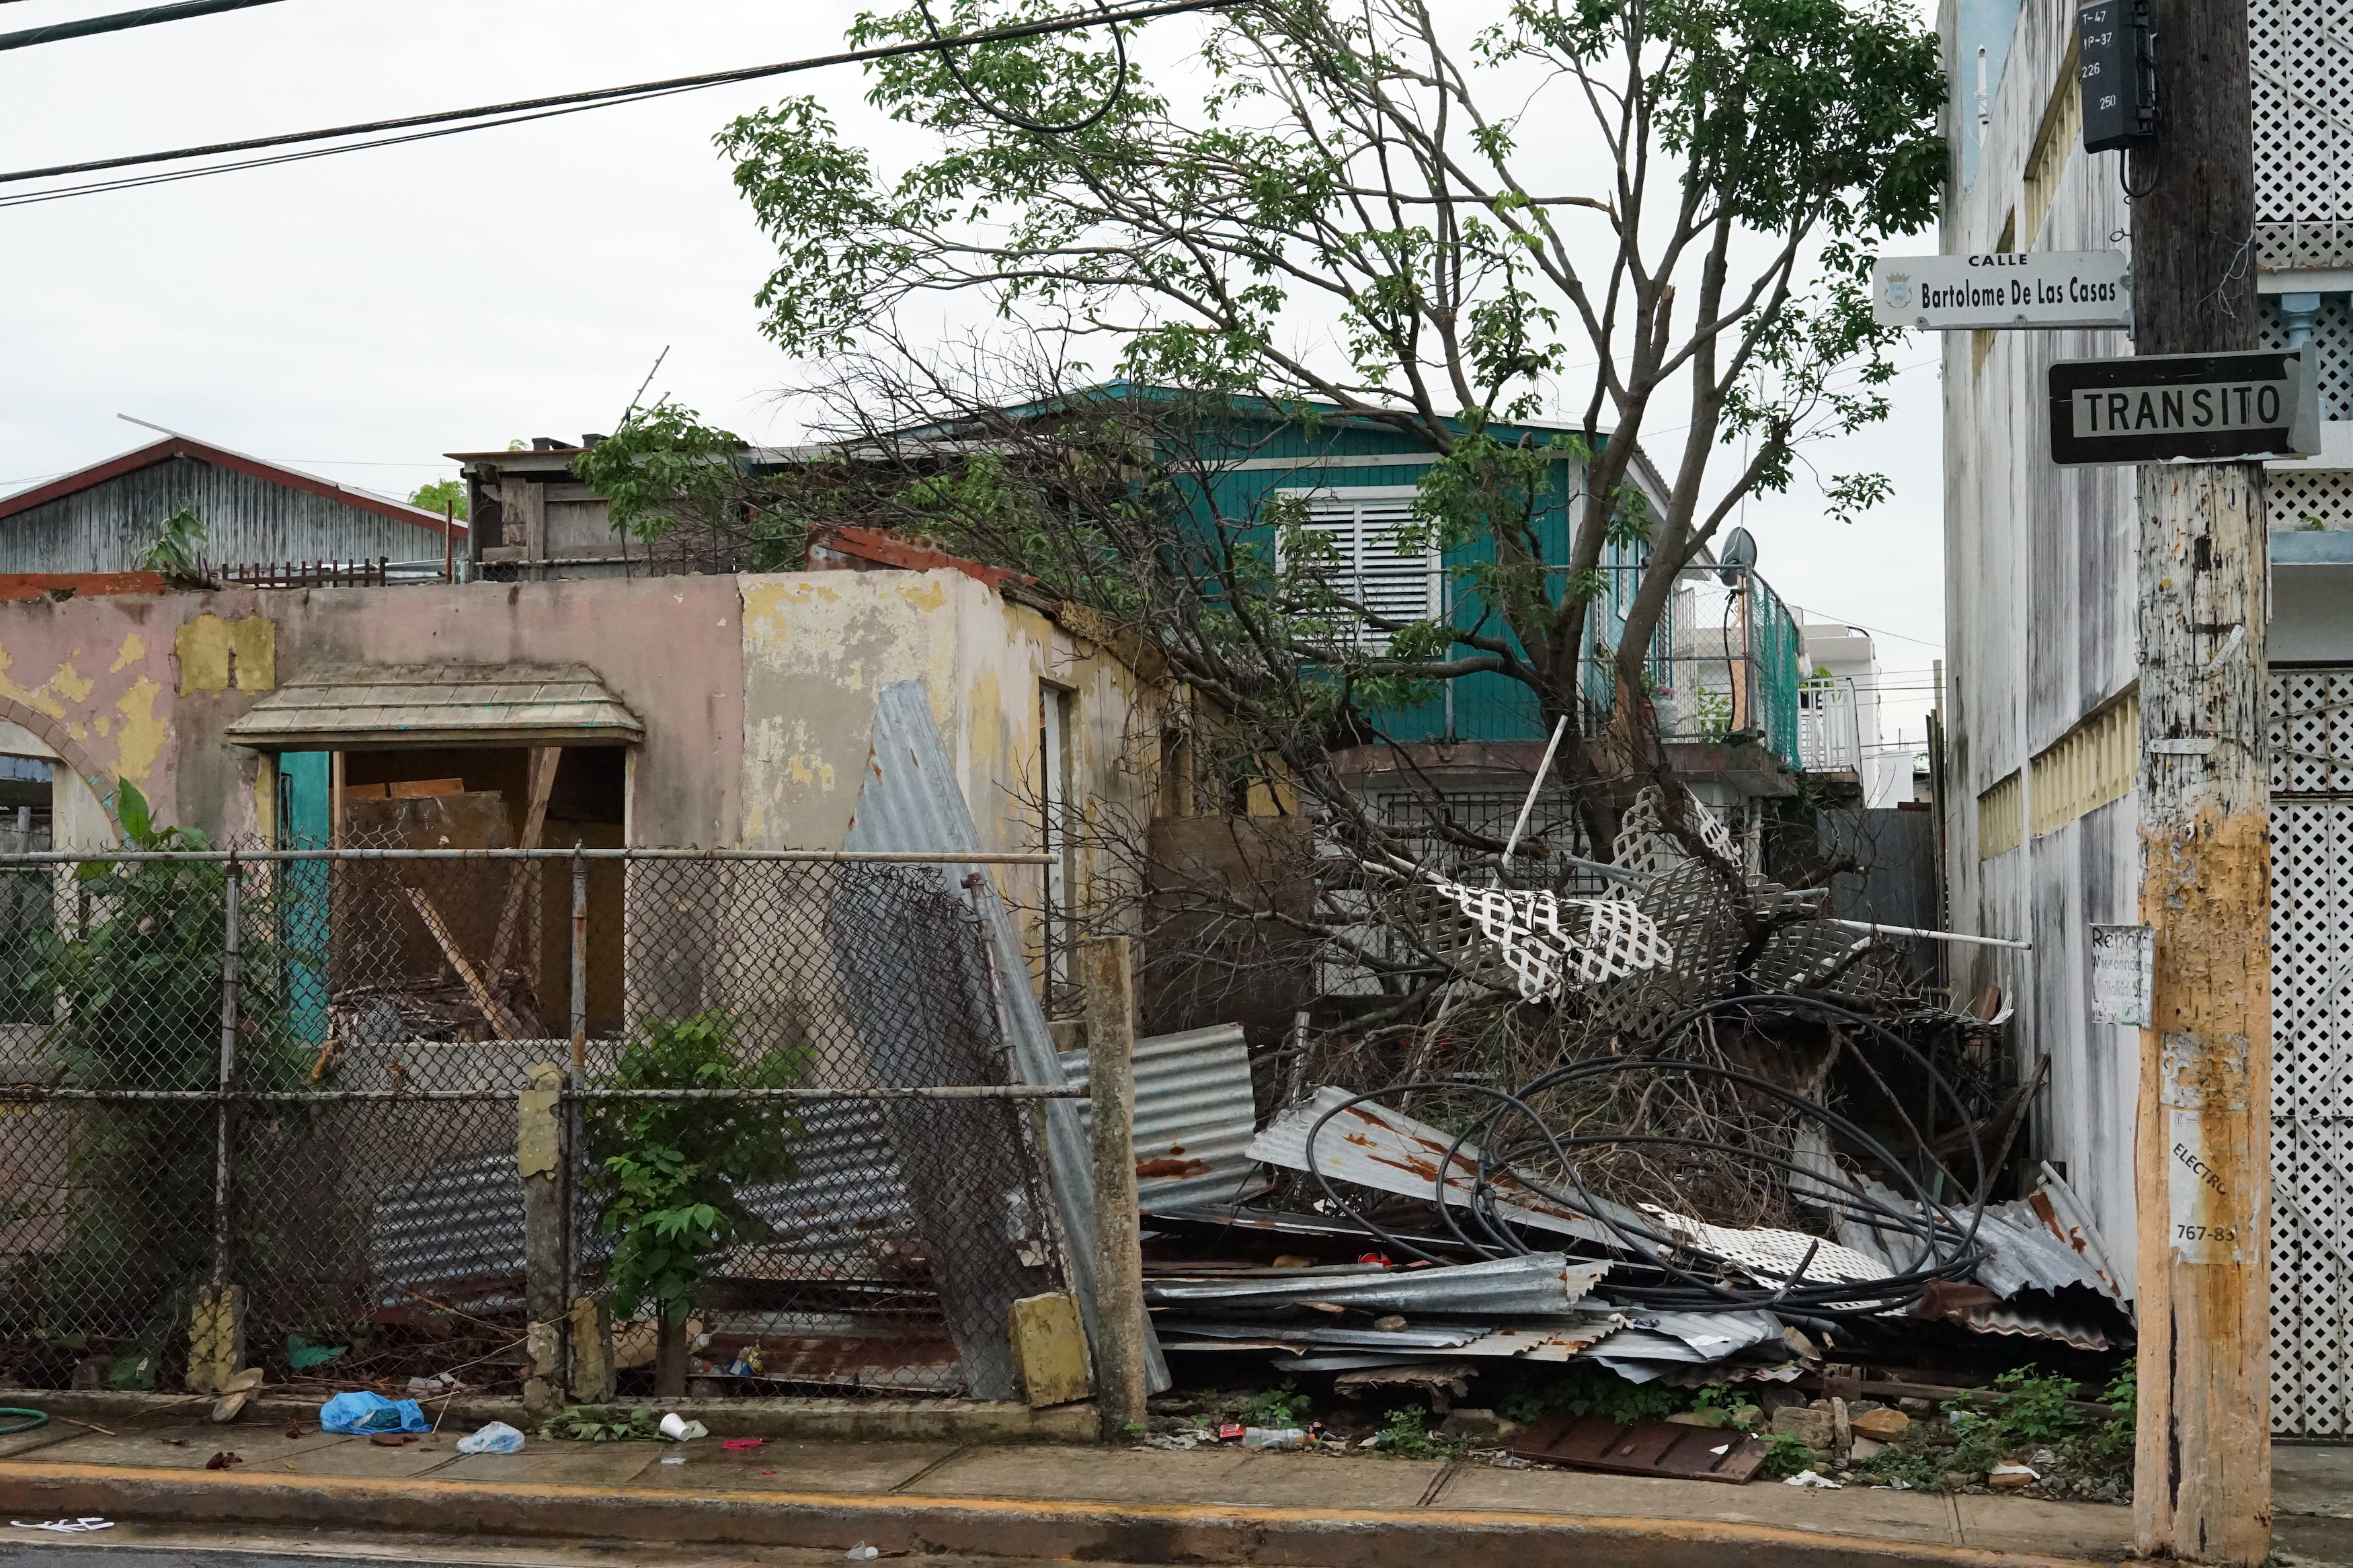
[2269,665,2353,1436]
[2270,668,2353,796]
[2267,470,2353,536]
[2259,296,2353,427]
[2251,0,2353,268]
[1408,880,1675,1001]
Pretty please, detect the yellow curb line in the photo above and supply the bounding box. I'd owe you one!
[0,1461,2126,1568]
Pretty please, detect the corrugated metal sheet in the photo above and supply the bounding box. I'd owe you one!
[0,454,443,573]
[1267,1315,1628,1370]
[369,1099,921,1299]
[1246,1085,1637,1246]
[1153,1315,1490,1350]
[1144,1253,1609,1315]
[1971,1203,2117,1299]
[1058,1022,1267,1211]
[1947,1296,2118,1351]
[844,680,1168,1392]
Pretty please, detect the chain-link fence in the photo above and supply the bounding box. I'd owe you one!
[0,848,1078,1403]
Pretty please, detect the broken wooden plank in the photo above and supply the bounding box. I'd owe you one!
[405,886,530,1040]
[487,747,561,977]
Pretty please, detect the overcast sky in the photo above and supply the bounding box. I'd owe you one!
[0,0,1946,741]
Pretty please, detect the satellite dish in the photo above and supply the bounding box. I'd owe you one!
[1717,526,1758,585]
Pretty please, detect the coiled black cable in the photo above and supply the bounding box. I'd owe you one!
[1300,991,1998,1321]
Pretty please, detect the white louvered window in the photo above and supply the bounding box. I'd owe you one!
[1287,490,1441,649]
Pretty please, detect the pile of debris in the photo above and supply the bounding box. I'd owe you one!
[1132,785,2132,1419]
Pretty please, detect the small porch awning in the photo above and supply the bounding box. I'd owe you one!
[226,663,643,749]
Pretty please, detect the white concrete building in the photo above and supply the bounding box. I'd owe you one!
[1798,619,1914,807]
[1938,0,2353,1434]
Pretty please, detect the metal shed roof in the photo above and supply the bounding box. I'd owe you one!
[225,663,643,749]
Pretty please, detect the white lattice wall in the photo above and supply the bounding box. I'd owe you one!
[2268,470,2353,531]
[2252,0,2353,269]
[2268,668,2353,1436]
[2260,295,2353,423]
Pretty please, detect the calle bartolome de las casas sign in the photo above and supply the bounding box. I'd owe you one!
[1870,251,2132,331]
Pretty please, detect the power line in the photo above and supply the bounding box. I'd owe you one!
[0,0,1241,206]
[0,0,287,54]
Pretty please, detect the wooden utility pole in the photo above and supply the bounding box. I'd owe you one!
[1081,936,1150,1441]
[2126,0,2273,1557]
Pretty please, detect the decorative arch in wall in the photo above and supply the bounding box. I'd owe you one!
[0,694,123,843]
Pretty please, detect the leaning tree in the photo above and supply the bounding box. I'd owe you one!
[711,0,1943,850]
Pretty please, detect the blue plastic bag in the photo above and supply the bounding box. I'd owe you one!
[319,1391,427,1435]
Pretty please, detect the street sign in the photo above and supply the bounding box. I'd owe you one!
[1870,251,2130,331]
[2048,349,2321,464]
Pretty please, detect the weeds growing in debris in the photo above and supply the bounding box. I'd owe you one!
[1242,1381,1313,1428]
[1373,1407,1470,1460]
[1856,1362,2138,1498]
[543,1405,664,1442]
[1497,1366,1681,1428]
[1760,1432,1817,1479]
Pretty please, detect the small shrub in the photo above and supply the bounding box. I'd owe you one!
[1497,1365,1679,1426]
[1374,1405,1468,1459]
[1242,1380,1312,1428]
[1760,1432,1817,1478]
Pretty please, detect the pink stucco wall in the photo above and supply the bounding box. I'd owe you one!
[0,577,747,845]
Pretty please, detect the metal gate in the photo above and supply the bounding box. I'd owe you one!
[2270,667,2353,1436]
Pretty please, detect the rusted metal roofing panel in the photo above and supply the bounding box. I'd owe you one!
[1257,1314,1628,1369]
[1144,1253,1609,1315]
[1058,1022,1268,1212]
[1245,1085,1634,1247]
[845,680,1168,1393]
[225,663,643,748]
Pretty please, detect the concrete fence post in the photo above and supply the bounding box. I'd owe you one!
[1081,935,1148,1442]
[518,1061,567,1421]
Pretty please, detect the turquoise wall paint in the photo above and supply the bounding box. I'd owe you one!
[276,751,329,1044]
[1170,410,1652,746]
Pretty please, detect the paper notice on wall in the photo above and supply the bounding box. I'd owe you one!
[2090,924,2154,1027]
[2161,1032,2251,1266]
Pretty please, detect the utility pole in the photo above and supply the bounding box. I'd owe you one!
[2124,0,2273,1557]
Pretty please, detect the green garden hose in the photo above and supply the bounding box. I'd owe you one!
[0,1409,48,1436]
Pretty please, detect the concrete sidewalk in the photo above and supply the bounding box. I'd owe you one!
[0,1413,2336,1567]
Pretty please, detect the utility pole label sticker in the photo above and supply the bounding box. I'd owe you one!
[2160,1032,2251,1266]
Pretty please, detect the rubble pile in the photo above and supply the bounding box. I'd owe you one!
[1140,786,2134,1457]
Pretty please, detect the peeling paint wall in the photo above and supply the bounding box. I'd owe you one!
[0,571,1162,925]
[737,568,1161,983]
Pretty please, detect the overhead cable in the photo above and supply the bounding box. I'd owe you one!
[915,0,1130,132]
[0,0,1240,206]
[0,0,286,54]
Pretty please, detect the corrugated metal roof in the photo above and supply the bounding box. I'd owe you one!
[1058,1022,1267,1212]
[1152,1315,1490,1350]
[1948,1296,2118,1351]
[1970,1203,2117,1300]
[844,680,1168,1393]
[226,663,643,748]
[1246,1085,1634,1247]
[1144,1253,1610,1315]
[0,440,457,574]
